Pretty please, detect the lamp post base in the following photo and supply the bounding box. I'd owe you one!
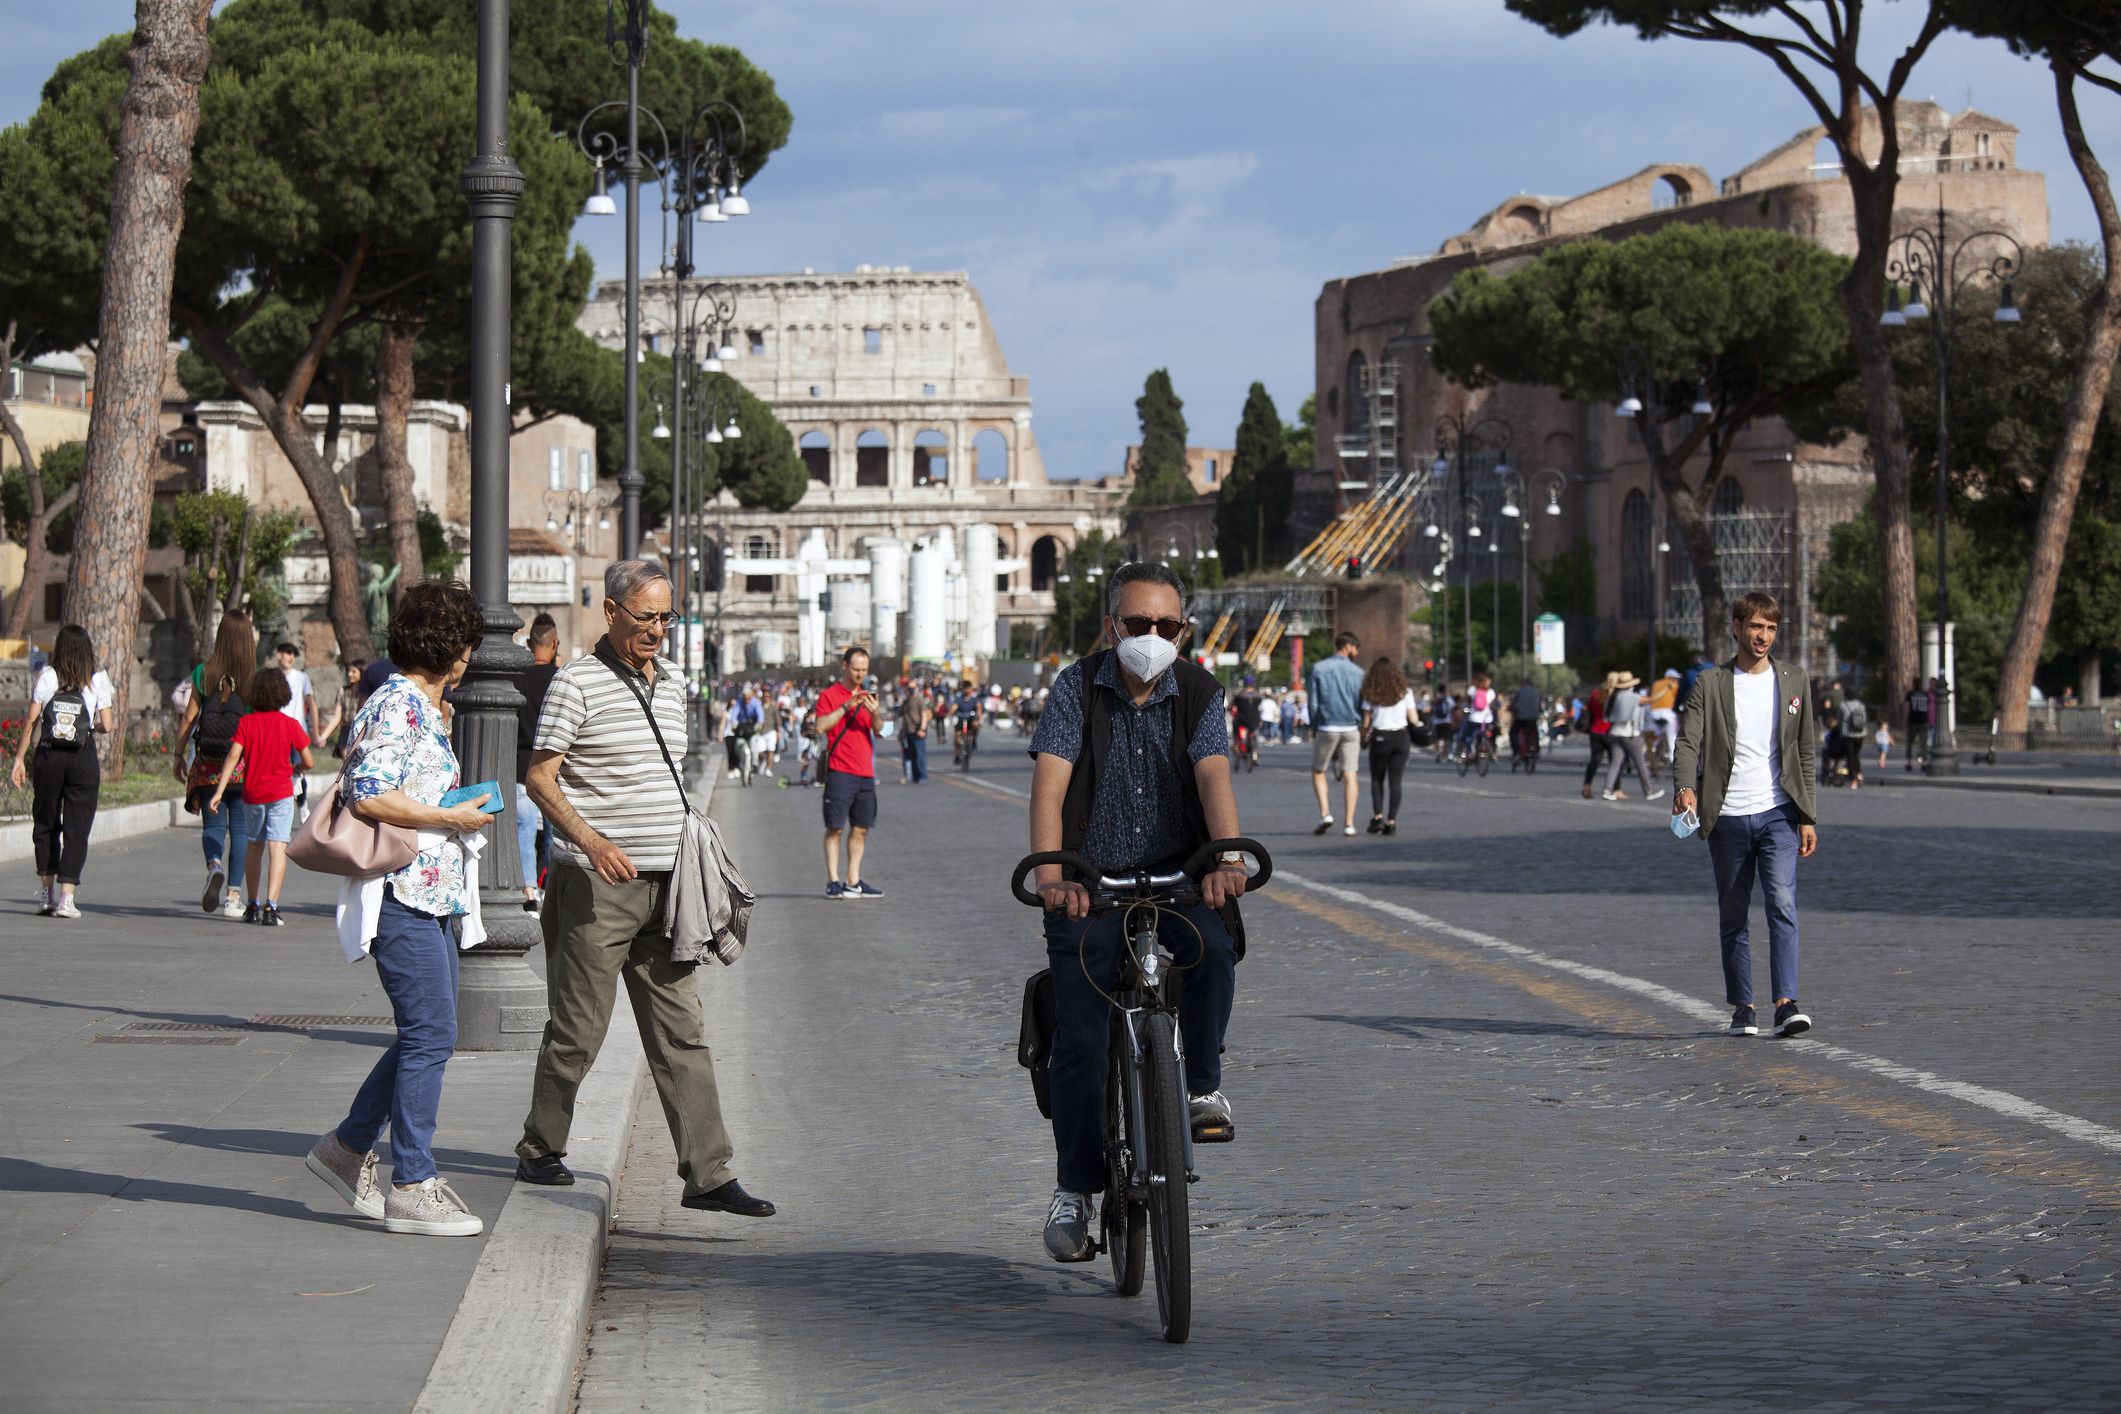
[457,897,548,1051]
[1923,743,1961,777]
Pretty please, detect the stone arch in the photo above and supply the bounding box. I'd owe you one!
[855,428,890,488]
[1030,535,1062,592]
[798,429,831,484]
[1499,203,1544,242]
[973,427,1009,483]
[1652,172,1693,209]
[913,429,950,486]
[1621,489,1653,619]
[1345,349,1370,434]
[1811,135,1839,175]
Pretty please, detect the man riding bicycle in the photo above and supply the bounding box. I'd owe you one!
[951,680,981,755]
[1027,562,1247,1264]
[1230,675,1264,763]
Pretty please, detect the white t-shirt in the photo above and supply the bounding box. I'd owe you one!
[1724,667,1790,818]
[1467,686,1495,723]
[1259,696,1281,725]
[1365,690,1416,732]
[32,667,115,744]
[281,667,314,727]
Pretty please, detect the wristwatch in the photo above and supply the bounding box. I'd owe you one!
[1215,850,1246,869]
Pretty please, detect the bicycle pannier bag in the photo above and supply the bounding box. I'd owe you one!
[1018,968,1056,1119]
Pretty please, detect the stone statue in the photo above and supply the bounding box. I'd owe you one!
[364,562,401,648]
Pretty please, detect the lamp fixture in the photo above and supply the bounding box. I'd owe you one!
[1691,381,1714,416]
[1493,457,1510,479]
[1545,491,1562,516]
[651,407,671,439]
[583,162,617,217]
[1469,522,1483,538]
[697,196,728,224]
[546,515,559,531]
[1432,454,1450,477]
[1881,284,1908,327]
[1994,282,2021,324]
[1902,279,1930,321]
[1616,389,1643,418]
[1501,499,1520,518]
[724,416,742,440]
[719,181,750,217]
[1423,522,1440,537]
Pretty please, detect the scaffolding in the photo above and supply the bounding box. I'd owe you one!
[1663,510,1792,651]
[1329,359,1400,495]
[1191,585,1335,670]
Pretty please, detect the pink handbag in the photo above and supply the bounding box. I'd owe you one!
[289,773,419,878]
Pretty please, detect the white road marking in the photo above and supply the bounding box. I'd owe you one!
[1280,871,2121,1157]
[945,775,1030,800]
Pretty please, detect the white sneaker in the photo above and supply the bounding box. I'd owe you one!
[220,894,247,919]
[382,1177,484,1236]
[1601,790,1621,802]
[35,885,55,917]
[1343,825,1356,836]
[305,1133,385,1219]
[52,894,81,920]
[1646,789,1666,802]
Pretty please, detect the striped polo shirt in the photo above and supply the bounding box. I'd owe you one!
[534,646,689,872]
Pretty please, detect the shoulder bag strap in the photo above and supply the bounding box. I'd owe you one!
[592,643,690,814]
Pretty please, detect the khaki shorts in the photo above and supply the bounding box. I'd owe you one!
[1311,728,1360,775]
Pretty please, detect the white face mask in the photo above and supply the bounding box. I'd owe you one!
[1115,629,1179,682]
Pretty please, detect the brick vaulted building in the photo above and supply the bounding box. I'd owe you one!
[1312,103,2049,677]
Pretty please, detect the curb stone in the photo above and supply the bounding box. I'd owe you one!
[413,755,722,1414]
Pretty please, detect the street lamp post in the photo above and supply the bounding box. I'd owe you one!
[1882,199,2022,777]
[451,0,544,1049]
[1433,412,1513,685]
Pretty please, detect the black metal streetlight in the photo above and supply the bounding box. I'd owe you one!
[575,0,751,559]
[1882,198,2023,777]
[544,477,618,556]
[453,0,544,1049]
[1432,412,1513,685]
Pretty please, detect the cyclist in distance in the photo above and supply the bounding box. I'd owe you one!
[952,679,981,758]
[1231,674,1264,766]
[1026,561,1248,1264]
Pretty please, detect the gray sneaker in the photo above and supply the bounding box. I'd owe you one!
[382,1177,484,1237]
[1043,1188,1095,1262]
[1189,1089,1235,1143]
[52,894,81,920]
[305,1133,385,1219]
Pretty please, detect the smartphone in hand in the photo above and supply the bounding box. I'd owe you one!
[439,780,507,814]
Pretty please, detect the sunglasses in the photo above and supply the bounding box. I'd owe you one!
[614,601,679,628]
[1116,615,1187,641]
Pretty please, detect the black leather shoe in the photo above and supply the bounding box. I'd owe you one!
[681,1178,776,1217]
[515,1154,576,1186]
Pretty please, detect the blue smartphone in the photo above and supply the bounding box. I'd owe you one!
[439,781,506,814]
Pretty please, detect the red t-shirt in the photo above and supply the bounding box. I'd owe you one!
[814,682,876,778]
[234,711,310,803]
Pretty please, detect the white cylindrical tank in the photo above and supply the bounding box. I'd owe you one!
[754,631,788,668]
[963,523,999,663]
[867,538,906,657]
[907,538,948,661]
[827,576,870,646]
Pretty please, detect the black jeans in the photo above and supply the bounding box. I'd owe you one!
[1369,727,1409,818]
[31,746,100,884]
[1043,900,1236,1194]
[1582,733,1612,787]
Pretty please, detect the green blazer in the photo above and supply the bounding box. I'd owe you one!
[1671,656,1818,834]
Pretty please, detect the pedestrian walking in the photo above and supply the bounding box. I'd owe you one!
[1671,593,1820,1040]
[1580,674,1615,799]
[1904,677,1932,771]
[1875,720,1892,769]
[1839,694,1869,790]
[897,679,932,784]
[515,612,561,913]
[304,578,496,1236]
[1601,671,1663,802]
[1359,656,1414,836]
[1258,688,1281,744]
[174,612,257,917]
[206,668,314,926]
[813,645,883,898]
[1646,669,1680,762]
[1307,632,1364,836]
[11,623,113,919]
[516,561,774,1219]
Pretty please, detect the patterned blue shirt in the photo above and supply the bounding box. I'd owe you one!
[1028,656,1228,874]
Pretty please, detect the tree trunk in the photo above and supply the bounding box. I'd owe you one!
[1641,407,1728,651]
[225,502,252,621]
[61,0,215,775]
[373,319,426,597]
[2080,645,2104,707]
[1993,62,2121,738]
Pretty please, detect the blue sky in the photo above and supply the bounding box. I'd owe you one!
[7,1,2115,482]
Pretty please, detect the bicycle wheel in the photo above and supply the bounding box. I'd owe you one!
[1457,751,1471,778]
[1141,1009,1191,1343]
[1476,748,1491,778]
[1104,1024,1145,1296]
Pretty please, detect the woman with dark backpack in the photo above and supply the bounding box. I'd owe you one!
[173,611,256,917]
[10,624,115,919]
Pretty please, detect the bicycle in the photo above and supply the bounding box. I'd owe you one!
[1456,723,1496,778]
[732,729,757,788]
[1508,720,1540,774]
[1011,838,1274,1345]
[1232,722,1260,773]
[954,717,979,770]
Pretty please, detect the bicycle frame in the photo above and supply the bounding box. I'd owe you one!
[1111,929,1194,1205]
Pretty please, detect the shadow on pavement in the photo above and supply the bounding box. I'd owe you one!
[0,993,392,1049]
[0,1155,363,1229]
[1304,1013,1700,1043]
[128,1125,522,1181]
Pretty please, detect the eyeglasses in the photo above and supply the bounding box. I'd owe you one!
[613,601,678,628]
[1116,615,1187,641]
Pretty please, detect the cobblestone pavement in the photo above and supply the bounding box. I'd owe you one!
[574,737,2120,1412]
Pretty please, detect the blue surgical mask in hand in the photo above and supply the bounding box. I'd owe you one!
[1669,808,1700,840]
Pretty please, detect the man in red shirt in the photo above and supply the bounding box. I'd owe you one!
[812,645,883,899]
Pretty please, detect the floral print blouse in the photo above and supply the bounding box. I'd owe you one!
[342,674,465,917]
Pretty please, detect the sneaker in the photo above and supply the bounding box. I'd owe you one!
[1646,789,1666,802]
[52,894,81,920]
[260,904,285,928]
[221,894,247,919]
[1190,1090,1235,1143]
[203,860,226,914]
[845,880,885,900]
[1728,1004,1758,1037]
[825,881,846,900]
[1043,1188,1095,1262]
[243,902,260,925]
[1313,817,1333,835]
[382,1177,484,1236]
[36,885,55,917]
[306,1133,385,1219]
[1343,825,1356,836]
[1773,1002,1812,1038]
[1601,790,1621,802]
[1367,815,1384,834]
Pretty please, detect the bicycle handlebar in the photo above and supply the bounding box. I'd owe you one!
[1009,838,1273,908]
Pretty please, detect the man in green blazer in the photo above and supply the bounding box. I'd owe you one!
[1671,593,1820,1039]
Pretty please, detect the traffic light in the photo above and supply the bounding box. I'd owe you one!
[1345,553,1363,580]
[1423,658,1437,683]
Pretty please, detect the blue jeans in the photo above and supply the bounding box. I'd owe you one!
[1706,802,1802,1006]
[200,792,248,891]
[1043,901,1236,1194]
[337,890,460,1184]
[515,784,550,886]
[905,734,928,783]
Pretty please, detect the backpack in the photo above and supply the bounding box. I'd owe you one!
[194,684,248,761]
[41,683,90,750]
[1843,698,1868,735]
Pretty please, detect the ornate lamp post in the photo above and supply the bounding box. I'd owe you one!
[1881,199,2023,777]
[1432,413,1513,685]
[544,476,618,555]
[452,0,544,1049]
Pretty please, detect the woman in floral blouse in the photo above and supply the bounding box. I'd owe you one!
[303,580,496,1238]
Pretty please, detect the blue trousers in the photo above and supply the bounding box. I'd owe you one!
[1043,901,1236,1194]
[338,891,460,1183]
[905,734,928,783]
[200,793,248,891]
[515,784,550,886]
[1706,802,1802,1006]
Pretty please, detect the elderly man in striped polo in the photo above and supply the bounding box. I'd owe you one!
[514,560,774,1218]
